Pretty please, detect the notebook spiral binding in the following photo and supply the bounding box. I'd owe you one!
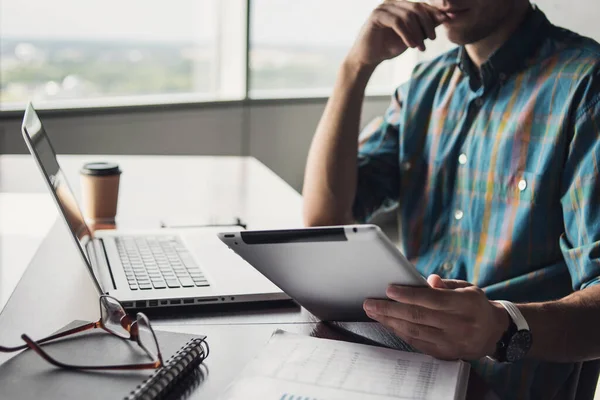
[124,337,210,400]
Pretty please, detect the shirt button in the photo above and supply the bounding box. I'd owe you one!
[518,179,527,191]
[499,73,508,81]
[454,210,464,220]
[401,161,412,171]
[458,153,467,165]
[442,262,453,272]
[475,98,483,107]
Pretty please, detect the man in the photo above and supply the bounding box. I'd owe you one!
[302,0,600,398]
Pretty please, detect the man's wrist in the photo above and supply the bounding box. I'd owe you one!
[339,58,377,87]
[487,301,511,357]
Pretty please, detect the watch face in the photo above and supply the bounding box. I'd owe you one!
[506,330,533,363]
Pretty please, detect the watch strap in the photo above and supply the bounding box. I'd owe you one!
[495,300,529,331]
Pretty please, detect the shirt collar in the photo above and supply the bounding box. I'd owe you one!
[457,5,551,91]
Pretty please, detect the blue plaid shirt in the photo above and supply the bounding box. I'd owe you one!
[354,6,600,399]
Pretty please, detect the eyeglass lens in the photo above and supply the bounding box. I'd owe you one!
[136,314,160,361]
[100,296,130,339]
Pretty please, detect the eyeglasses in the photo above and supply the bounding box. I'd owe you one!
[0,295,163,371]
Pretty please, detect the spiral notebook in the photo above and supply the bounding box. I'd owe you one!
[0,320,209,400]
[124,336,209,400]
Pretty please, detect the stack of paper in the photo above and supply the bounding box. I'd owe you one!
[222,330,470,400]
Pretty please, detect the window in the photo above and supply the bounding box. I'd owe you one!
[249,0,454,98]
[0,0,454,110]
[0,0,246,110]
[250,0,393,97]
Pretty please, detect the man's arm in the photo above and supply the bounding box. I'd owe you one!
[302,2,446,226]
[302,61,375,226]
[518,286,600,361]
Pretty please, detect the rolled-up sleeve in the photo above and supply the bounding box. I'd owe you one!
[352,87,403,223]
[560,93,600,291]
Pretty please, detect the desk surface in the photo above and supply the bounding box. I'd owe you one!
[0,154,490,399]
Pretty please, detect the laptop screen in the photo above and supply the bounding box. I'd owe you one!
[21,104,93,268]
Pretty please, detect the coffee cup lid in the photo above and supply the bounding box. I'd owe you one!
[80,162,121,176]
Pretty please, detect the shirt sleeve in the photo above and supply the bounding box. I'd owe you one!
[352,87,402,223]
[560,90,600,291]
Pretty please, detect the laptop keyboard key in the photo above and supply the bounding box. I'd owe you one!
[139,282,153,290]
[179,277,195,287]
[152,281,166,289]
[179,253,200,270]
[166,279,181,288]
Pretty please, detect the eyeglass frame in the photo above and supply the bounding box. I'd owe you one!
[0,295,164,371]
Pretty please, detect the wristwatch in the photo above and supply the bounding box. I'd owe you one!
[491,300,533,363]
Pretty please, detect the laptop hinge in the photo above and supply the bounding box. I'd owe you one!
[87,239,117,292]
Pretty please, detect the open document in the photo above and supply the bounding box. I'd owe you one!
[221,330,470,400]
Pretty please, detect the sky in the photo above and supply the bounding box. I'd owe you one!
[0,0,381,46]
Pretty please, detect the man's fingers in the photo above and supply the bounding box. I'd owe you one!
[363,299,452,329]
[367,312,456,359]
[366,312,446,345]
[427,274,446,288]
[411,1,448,25]
[386,285,468,310]
[374,7,419,49]
[403,12,426,51]
[443,279,474,289]
[431,8,448,24]
[412,4,437,41]
[427,274,474,290]
[384,3,426,50]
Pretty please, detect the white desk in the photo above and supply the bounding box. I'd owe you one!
[0,154,493,399]
[0,193,55,311]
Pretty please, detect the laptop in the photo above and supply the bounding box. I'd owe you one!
[21,103,289,310]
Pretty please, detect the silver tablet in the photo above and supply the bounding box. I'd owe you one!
[217,224,428,321]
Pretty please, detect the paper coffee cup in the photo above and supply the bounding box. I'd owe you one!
[80,162,121,223]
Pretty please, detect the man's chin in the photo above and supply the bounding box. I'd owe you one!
[443,23,497,46]
[445,30,477,46]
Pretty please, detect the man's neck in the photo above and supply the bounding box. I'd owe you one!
[465,2,531,67]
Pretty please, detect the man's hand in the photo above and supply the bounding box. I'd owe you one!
[346,1,447,68]
[363,275,509,360]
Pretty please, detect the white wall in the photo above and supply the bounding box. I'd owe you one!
[535,0,600,42]
[248,98,390,190]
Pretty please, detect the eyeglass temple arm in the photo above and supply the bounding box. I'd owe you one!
[21,334,161,371]
[0,321,98,353]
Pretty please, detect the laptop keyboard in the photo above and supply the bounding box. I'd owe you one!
[116,236,209,291]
